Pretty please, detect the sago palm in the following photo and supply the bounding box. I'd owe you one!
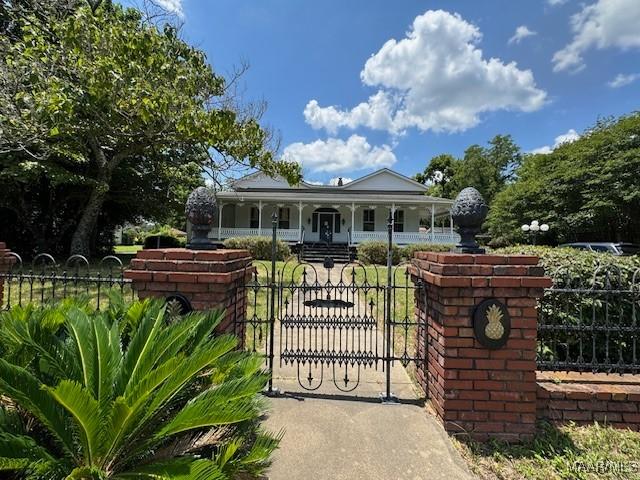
[0,297,279,479]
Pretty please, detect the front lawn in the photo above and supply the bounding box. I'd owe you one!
[114,244,143,254]
[455,422,640,480]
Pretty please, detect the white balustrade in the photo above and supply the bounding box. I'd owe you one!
[351,230,460,245]
[209,227,458,245]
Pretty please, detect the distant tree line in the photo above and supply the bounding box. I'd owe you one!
[414,112,640,246]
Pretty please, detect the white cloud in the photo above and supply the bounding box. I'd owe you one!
[329,177,353,185]
[155,0,184,17]
[304,10,546,135]
[553,0,640,73]
[530,128,580,154]
[547,0,568,6]
[282,135,397,173]
[608,73,640,88]
[509,26,537,45]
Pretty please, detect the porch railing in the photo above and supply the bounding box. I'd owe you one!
[351,230,460,245]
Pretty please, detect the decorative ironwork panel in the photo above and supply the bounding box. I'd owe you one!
[0,253,134,310]
[538,265,640,374]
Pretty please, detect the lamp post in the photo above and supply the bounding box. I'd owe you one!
[521,220,549,245]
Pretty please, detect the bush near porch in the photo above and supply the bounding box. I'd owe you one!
[357,241,452,265]
[224,236,291,260]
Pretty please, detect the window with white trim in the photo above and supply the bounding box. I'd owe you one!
[363,209,375,231]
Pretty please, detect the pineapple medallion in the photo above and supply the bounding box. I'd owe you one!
[473,299,511,349]
[484,304,505,340]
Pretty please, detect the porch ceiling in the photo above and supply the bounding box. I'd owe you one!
[216,190,453,210]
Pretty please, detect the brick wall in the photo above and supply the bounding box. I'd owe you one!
[124,248,254,342]
[538,371,640,430]
[411,252,551,442]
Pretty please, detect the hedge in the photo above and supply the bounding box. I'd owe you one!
[223,236,291,261]
[495,245,640,369]
[356,241,453,265]
[494,245,640,287]
[143,234,182,249]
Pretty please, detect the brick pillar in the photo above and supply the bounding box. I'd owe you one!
[410,252,551,442]
[0,242,16,307]
[124,248,254,342]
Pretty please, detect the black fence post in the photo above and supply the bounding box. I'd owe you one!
[267,211,278,393]
[383,209,396,403]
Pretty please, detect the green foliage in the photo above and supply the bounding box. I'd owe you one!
[0,1,300,255]
[496,245,640,366]
[142,234,183,249]
[487,113,640,245]
[0,296,279,479]
[494,245,640,284]
[357,241,452,265]
[356,241,402,265]
[400,243,452,260]
[224,236,291,261]
[414,135,522,205]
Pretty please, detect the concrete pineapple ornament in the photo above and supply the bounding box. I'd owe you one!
[484,304,505,340]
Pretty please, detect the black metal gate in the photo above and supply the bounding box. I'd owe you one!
[240,212,426,401]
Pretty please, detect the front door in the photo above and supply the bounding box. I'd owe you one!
[319,213,333,243]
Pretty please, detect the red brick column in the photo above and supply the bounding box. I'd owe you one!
[410,252,551,442]
[0,242,16,307]
[124,248,254,342]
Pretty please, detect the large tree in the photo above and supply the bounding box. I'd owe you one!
[0,0,300,255]
[487,113,640,245]
[415,134,521,205]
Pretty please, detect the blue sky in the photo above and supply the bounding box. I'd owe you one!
[152,0,639,184]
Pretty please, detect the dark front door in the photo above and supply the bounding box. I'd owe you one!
[319,213,333,243]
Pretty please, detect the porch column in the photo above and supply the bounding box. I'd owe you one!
[431,203,435,243]
[258,200,263,236]
[298,201,303,242]
[350,202,356,243]
[391,203,396,243]
[217,203,223,240]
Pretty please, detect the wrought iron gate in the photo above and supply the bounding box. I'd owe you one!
[239,212,427,400]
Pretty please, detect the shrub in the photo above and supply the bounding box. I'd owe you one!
[0,297,279,479]
[495,245,640,369]
[224,236,291,261]
[357,241,402,265]
[494,245,640,285]
[400,243,452,260]
[143,234,182,249]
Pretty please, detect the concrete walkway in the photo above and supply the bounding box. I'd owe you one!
[262,263,474,480]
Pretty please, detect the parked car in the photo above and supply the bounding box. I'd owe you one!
[559,242,640,256]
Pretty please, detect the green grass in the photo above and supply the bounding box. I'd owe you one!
[244,259,302,352]
[455,422,640,480]
[114,244,143,254]
[348,264,417,355]
[2,264,135,310]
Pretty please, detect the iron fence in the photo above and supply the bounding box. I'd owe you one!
[538,265,640,373]
[0,253,133,311]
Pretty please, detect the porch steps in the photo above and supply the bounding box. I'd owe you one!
[300,243,351,264]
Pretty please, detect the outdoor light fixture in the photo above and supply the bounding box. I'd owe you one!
[307,218,311,224]
[521,220,549,245]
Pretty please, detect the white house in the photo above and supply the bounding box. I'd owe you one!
[209,168,459,248]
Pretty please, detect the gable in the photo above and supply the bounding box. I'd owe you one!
[232,172,305,190]
[342,169,428,192]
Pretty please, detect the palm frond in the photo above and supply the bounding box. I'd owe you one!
[65,308,96,390]
[47,380,103,465]
[0,359,75,459]
[114,457,226,480]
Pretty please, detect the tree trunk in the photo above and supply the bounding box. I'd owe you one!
[69,182,109,256]
[70,137,119,257]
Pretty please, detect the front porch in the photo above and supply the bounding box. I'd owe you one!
[208,198,460,246]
